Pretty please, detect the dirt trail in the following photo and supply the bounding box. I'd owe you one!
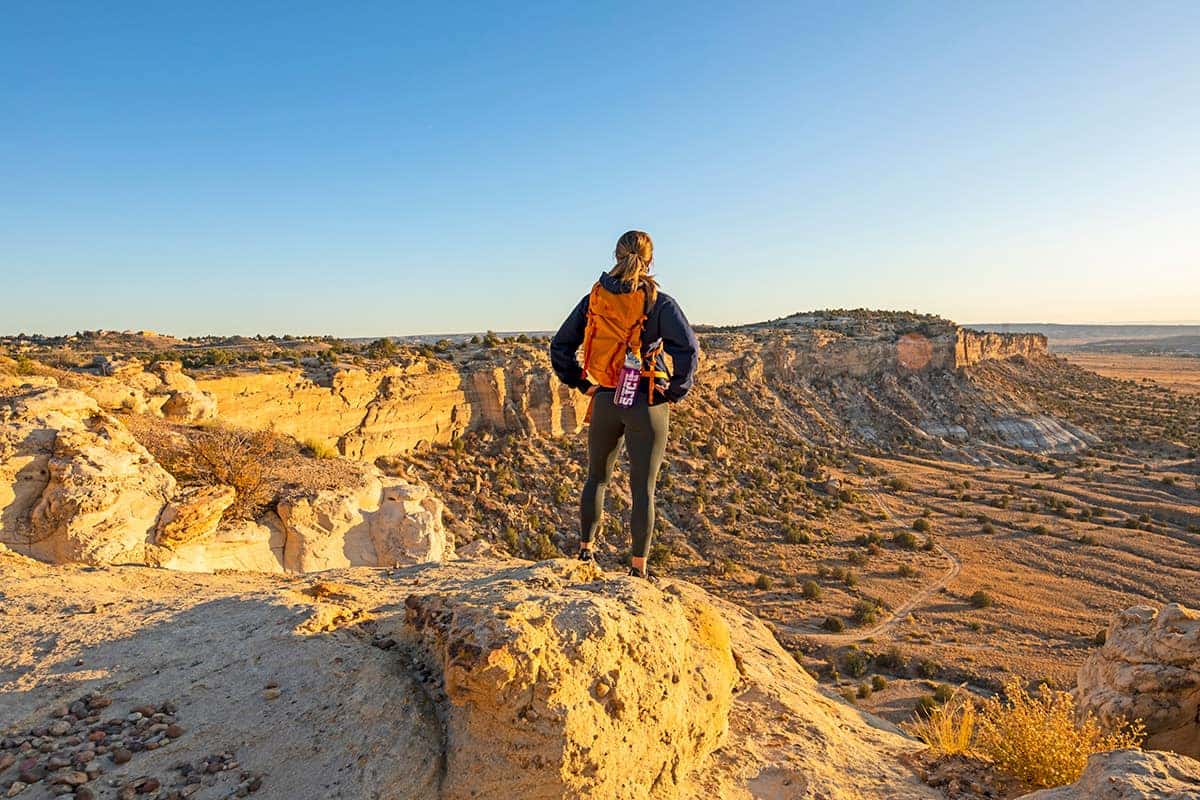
[777,484,961,645]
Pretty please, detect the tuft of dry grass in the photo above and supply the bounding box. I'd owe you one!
[904,688,976,755]
[974,678,1144,788]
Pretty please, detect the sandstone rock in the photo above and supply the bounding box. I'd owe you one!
[155,485,236,547]
[150,515,286,573]
[148,360,198,393]
[277,464,449,571]
[195,349,588,461]
[160,389,218,423]
[402,559,737,800]
[1076,603,1200,757]
[1017,749,1200,799]
[1,388,175,564]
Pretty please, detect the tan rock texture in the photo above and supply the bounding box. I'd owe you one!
[0,558,939,800]
[956,329,1048,367]
[277,463,450,572]
[403,559,735,800]
[1076,603,1200,757]
[1017,749,1200,799]
[0,388,176,564]
[160,388,218,422]
[154,485,236,547]
[196,349,588,460]
[2,386,449,574]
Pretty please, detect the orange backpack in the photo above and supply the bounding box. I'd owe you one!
[580,282,667,400]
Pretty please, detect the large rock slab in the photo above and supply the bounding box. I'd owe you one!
[1018,749,1200,799]
[1,388,176,564]
[277,464,450,572]
[1077,603,1200,757]
[402,559,736,800]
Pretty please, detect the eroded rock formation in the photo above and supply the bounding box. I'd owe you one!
[1,386,450,574]
[1017,749,1200,799]
[196,350,589,461]
[1076,603,1200,758]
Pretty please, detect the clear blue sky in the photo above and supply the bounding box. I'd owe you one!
[4,2,1198,336]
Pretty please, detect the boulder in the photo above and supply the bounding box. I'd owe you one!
[148,515,285,573]
[277,465,450,572]
[1076,604,1200,757]
[2,388,175,564]
[1017,749,1200,799]
[154,485,236,547]
[161,389,218,422]
[402,559,737,800]
[29,408,176,564]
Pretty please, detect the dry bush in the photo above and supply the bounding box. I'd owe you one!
[975,678,1144,788]
[904,688,976,755]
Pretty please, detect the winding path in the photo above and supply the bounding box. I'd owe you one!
[774,483,962,645]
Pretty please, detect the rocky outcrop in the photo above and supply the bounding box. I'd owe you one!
[196,349,588,461]
[387,559,938,799]
[403,560,735,800]
[154,485,236,547]
[277,464,449,572]
[2,386,450,574]
[0,388,177,564]
[160,388,218,422]
[1017,749,1200,799]
[956,329,1047,367]
[1076,604,1200,757]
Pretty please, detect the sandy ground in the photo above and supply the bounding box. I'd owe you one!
[1062,353,1200,395]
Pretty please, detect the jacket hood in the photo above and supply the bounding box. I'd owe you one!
[599,271,635,294]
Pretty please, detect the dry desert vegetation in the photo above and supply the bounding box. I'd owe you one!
[2,312,1198,800]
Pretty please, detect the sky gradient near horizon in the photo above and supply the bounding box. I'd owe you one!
[4,2,1199,336]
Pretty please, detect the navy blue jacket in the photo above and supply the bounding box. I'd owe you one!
[550,272,699,402]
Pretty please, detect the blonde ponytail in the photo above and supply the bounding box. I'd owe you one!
[609,230,657,310]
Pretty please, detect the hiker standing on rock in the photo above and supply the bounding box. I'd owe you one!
[550,230,699,578]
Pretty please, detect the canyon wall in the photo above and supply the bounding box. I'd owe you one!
[955,329,1048,367]
[195,349,589,460]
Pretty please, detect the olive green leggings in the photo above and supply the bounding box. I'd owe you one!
[580,391,670,559]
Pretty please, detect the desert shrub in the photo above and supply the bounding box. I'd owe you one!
[981,521,996,535]
[842,648,869,677]
[857,683,872,699]
[874,646,904,672]
[501,526,519,553]
[851,599,880,625]
[647,542,673,569]
[871,675,888,691]
[1078,534,1098,546]
[933,684,955,703]
[843,570,858,587]
[975,678,1144,788]
[893,531,920,549]
[822,616,845,633]
[168,424,283,519]
[801,580,822,600]
[754,574,774,591]
[840,688,857,703]
[912,518,932,533]
[914,658,941,679]
[520,532,562,560]
[783,526,811,545]
[969,590,994,609]
[15,356,38,375]
[897,564,917,578]
[847,550,868,566]
[904,690,976,755]
[913,695,938,718]
[301,438,338,459]
[1093,629,1107,646]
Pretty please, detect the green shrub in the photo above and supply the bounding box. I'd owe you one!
[970,590,994,609]
[852,599,880,625]
[912,518,932,533]
[822,616,845,633]
[843,649,869,677]
[897,564,917,578]
[871,675,889,691]
[802,580,822,600]
[754,574,774,591]
[893,531,920,550]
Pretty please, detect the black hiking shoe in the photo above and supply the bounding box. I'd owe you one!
[577,547,594,562]
[628,567,659,583]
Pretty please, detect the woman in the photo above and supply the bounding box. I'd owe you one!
[550,230,699,578]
